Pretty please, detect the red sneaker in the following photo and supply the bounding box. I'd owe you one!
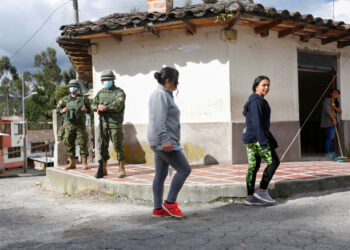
[152,208,171,217]
[162,201,184,217]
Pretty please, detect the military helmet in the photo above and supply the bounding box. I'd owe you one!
[101,70,115,81]
[68,79,81,88]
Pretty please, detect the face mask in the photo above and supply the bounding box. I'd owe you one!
[69,87,78,93]
[104,81,113,89]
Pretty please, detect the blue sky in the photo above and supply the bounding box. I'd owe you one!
[0,0,349,75]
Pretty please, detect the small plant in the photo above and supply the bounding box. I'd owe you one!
[216,12,235,23]
[278,192,292,199]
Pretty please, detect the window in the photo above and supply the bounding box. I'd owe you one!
[8,147,21,159]
[0,123,11,135]
[14,124,23,135]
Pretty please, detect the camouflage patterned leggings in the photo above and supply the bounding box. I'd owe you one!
[245,142,280,195]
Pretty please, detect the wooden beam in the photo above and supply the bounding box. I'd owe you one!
[322,33,350,45]
[300,29,328,42]
[145,26,160,37]
[255,19,282,34]
[73,62,92,65]
[59,39,90,46]
[68,53,90,57]
[278,24,305,38]
[338,40,350,48]
[61,44,89,49]
[225,9,241,31]
[107,32,122,42]
[64,49,88,53]
[260,30,269,37]
[183,19,196,35]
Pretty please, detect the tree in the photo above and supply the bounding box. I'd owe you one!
[0,56,19,116]
[62,66,76,85]
[54,85,69,102]
[31,47,63,121]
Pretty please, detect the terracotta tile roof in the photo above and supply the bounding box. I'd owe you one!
[57,1,350,83]
[59,1,349,37]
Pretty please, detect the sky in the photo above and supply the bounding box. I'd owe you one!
[0,0,349,75]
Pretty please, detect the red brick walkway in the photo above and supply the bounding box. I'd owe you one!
[56,161,350,185]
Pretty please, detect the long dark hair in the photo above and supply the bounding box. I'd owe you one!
[252,75,270,93]
[329,88,340,108]
[154,67,179,86]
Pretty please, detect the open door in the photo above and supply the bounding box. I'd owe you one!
[297,52,337,160]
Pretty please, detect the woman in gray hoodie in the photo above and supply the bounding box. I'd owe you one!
[148,67,191,218]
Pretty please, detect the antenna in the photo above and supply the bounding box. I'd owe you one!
[333,0,335,20]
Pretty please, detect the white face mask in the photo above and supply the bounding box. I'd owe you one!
[104,81,113,89]
[69,87,78,93]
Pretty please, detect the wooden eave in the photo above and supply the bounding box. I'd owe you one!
[58,13,350,83]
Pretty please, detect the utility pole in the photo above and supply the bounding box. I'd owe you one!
[73,0,79,24]
[72,0,79,80]
[333,0,335,20]
[22,74,27,173]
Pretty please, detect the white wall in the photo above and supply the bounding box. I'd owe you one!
[92,26,231,124]
[340,50,350,120]
[229,26,300,123]
[229,25,348,123]
[92,23,349,125]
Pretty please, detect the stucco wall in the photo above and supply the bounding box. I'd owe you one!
[92,26,230,124]
[340,51,350,120]
[91,26,233,164]
[90,23,350,164]
[229,26,299,123]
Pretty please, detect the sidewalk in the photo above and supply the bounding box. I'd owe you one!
[46,161,350,203]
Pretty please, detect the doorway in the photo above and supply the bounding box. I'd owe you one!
[297,52,337,159]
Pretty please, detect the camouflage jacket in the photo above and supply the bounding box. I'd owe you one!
[56,94,91,126]
[92,85,126,124]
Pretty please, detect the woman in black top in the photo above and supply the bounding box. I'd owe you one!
[242,75,280,206]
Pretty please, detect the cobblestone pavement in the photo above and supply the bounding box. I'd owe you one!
[1,176,350,249]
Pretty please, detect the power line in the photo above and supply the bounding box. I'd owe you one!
[10,0,71,60]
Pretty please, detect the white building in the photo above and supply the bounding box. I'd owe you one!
[57,0,350,164]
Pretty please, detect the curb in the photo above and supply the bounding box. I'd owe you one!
[45,168,350,203]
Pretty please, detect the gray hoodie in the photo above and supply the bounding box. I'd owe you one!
[148,85,181,147]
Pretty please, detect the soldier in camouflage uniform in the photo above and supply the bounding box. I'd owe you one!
[92,70,126,178]
[57,79,91,170]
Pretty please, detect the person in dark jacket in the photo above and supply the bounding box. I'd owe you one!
[242,75,280,206]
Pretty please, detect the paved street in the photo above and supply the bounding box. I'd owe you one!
[1,176,350,249]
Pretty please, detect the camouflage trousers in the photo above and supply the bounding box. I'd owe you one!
[245,142,280,195]
[62,122,89,158]
[99,123,125,161]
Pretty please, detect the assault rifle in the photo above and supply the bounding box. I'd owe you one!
[95,112,104,178]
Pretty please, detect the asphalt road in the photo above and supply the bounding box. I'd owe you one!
[0,176,349,249]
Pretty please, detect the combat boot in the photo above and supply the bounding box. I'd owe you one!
[118,161,126,178]
[82,156,88,170]
[65,157,76,170]
[103,161,108,176]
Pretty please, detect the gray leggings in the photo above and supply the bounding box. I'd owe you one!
[151,147,191,209]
